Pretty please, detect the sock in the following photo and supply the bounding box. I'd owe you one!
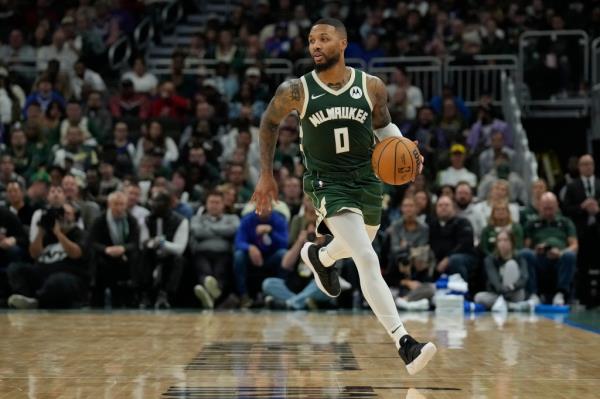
[392,323,409,350]
[318,247,336,267]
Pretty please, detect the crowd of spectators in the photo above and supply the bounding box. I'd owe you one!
[0,1,598,311]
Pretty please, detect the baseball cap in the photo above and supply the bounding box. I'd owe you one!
[29,170,50,184]
[450,144,466,154]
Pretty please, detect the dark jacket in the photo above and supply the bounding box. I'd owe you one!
[88,211,140,258]
[429,216,475,260]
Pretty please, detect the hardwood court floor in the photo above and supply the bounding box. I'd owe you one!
[0,310,599,398]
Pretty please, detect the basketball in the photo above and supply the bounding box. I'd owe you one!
[371,137,421,185]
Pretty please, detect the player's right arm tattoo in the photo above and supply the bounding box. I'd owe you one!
[258,79,304,174]
[367,76,392,130]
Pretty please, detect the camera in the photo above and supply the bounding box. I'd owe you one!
[39,207,65,232]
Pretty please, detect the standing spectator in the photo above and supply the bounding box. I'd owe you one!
[478,130,516,178]
[429,195,476,281]
[563,155,600,307]
[70,59,106,101]
[467,104,512,153]
[436,144,477,188]
[233,207,288,308]
[36,28,78,73]
[88,191,139,307]
[122,57,158,95]
[8,190,87,309]
[190,191,240,309]
[521,192,578,305]
[474,230,529,311]
[140,190,189,309]
[479,201,524,256]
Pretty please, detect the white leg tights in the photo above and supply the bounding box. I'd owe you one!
[321,212,408,347]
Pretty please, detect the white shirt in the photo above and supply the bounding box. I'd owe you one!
[438,167,478,188]
[583,176,596,197]
[0,88,12,124]
[37,44,78,72]
[122,71,158,94]
[130,204,150,245]
[71,69,106,100]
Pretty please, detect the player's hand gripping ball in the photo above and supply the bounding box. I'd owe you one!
[371,137,421,185]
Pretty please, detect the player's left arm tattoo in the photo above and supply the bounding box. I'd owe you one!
[367,76,392,130]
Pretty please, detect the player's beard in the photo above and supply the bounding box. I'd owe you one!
[314,52,341,72]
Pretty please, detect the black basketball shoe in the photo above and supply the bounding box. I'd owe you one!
[398,334,437,375]
[300,235,340,298]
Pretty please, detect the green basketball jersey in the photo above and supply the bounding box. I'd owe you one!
[299,68,374,173]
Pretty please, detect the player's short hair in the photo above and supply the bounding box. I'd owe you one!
[312,18,347,38]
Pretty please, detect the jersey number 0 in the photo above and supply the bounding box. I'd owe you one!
[334,127,350,154]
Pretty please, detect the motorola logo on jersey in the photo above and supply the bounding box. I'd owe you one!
[349,86,363,99]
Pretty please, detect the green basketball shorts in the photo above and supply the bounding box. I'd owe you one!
[303,166,383,234]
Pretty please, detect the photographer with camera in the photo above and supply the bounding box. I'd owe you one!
[520,192,578,306]
[262,195,337,310]
[386,196,435,311]
[7,185,87,309]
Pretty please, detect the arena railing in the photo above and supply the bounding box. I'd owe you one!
[294,58,367,76]
[501,72,538,189]
[518,30,590,118]
[133,16,154,52]
[592,37,600,89]
[147,58,292,79]
[444,55,518,107]
[107,36,132,71]
[368,56,442,104]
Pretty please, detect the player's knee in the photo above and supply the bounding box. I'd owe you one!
[352,247,379,268]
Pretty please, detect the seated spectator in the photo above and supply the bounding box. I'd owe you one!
[71,59,106,101]
[467,104,512,153]
[0,69,19,128]
[225,162,254,204]
[280,176,303,218]
[36,59,72,101]
[430,85,470,126]
[169,51,197,99]
[139,190,189,309]
[478,153,528,205]
[454,181,486,244]
[474,230,529,311]
[97,161,121,206]
[386,65,424,112]
[233,206,288,308]
[84,91,112,145]
[386,196,435,311]
[6,180,37,231]
[437,98,466,144]
[521,192,578,305]
[262,196,335,310]
[101,121,136,178]
[0,205,28,301]
[473,179,520,225]
[36,28,78,73]
[478,130,516,177]
[190,191,240,309]
[414,189,434,225]
[520,178,548,227]
[61,174,100,230]
[388,87,416,122]
[479,201,524,256]
[59,100,99,147]
[43,101,65,145]
[122,57,158,95]
[406,105,448,177]
[53,126,99,173]
[135,120,179,168]
[88,191,139,307]
[148,81,191,123]
[436,144,477,188]
[108,79,150,121]
[212,62,239,102]
[8,189,87,309]
[429,195,476,281]
[0,155,26,202]
[23,76,66,116]
[0,29,36,70]
[228,82,265,123]
[27,171,50,208]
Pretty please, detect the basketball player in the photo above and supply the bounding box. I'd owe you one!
[251,18,437,375]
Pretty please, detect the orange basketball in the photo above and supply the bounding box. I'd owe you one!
[371,137,421,185]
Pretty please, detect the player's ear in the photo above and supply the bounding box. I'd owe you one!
[340,37,347,51]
